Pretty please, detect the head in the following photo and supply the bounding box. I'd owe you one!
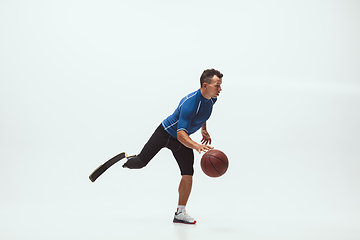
[200,68,223,99]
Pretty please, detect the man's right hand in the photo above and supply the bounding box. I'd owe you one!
[194,143,214,154]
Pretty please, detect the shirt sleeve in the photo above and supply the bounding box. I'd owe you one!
[177,98,197,134]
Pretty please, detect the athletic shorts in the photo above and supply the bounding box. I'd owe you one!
[137,124,194,175]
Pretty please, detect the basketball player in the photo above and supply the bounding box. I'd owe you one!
[122,69,223,224]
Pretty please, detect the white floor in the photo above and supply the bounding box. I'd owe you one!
[1,143,359,240]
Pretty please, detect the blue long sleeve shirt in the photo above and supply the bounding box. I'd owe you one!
[162,89,217,139]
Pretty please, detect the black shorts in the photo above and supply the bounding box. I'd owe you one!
[137,124,194,175]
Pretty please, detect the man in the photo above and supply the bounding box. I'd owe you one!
[122,68,223,224]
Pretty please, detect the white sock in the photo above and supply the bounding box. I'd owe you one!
[177,205,186,213]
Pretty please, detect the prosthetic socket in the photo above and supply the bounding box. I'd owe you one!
[122,156,147,169]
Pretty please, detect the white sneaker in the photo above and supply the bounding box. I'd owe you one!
[173,210,197,224]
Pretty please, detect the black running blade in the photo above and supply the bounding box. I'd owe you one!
[89,152,127,182]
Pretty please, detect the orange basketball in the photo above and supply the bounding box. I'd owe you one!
[201,149,228,177]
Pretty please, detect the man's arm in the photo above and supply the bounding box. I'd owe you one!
[201,122,212,145]
[177,130,213,154]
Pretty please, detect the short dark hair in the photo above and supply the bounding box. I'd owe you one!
[200,68,223,88]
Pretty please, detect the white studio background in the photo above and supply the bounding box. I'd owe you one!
[1,0,360,239]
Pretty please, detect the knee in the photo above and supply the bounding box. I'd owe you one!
[181,175,193,184]
[122,156,147,169]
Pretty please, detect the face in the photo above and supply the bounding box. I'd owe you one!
[204,76,222,98]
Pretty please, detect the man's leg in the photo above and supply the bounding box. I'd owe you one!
[123,124,168,169]
[174,174,196,224]
[122,156,147,169]
[178,175,193,206]
[171,144,194,208]
[171,144,196,224]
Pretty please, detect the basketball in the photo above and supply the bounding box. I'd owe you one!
[201,149,228,177]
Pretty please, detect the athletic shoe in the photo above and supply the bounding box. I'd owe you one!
[173,210,197,224]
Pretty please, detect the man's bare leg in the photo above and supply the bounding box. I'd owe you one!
[173,175,196,224]
[178,175,193,206]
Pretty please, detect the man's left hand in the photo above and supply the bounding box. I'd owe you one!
[201,129,212,145]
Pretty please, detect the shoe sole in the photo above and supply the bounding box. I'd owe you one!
[173,219,197,224]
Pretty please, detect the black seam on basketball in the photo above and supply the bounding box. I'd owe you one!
[208,154,228,166]
[204,153,209,176]
[208,156,221,176]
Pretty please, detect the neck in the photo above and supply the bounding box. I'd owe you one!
[200,88,211,99]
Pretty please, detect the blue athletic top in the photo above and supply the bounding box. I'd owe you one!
[162,89,217,138]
